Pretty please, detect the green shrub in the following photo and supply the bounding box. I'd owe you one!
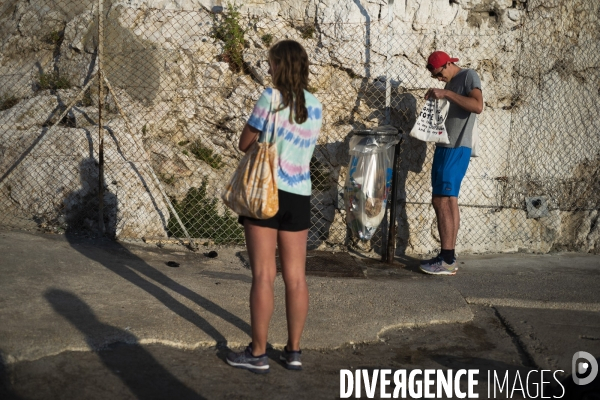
[159,173,175,185]
[167,181,244,244]
[38,71,71,91]
[0,95,18,111]
[297,24,316,40]
[189,140,224,169]
[80,87,93,107]
[44,30,63,45]
[212,2,246,72]
[261,33,273,47]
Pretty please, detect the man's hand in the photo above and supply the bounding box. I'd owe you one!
[425,88,447,100]
[425,87,483,114]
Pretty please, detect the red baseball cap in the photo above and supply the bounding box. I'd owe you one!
[427,51,459,70]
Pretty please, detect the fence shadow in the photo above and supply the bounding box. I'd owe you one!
[64,229,251,347]
[44,289,204,400]
[308,139,351,249]
[64,159,252,350]
[0,100,66,188]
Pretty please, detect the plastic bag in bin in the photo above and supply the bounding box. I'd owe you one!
[344,129,399,240]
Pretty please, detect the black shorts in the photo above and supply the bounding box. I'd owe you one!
[238,189,311,231]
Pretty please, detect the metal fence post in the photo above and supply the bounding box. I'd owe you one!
[97,0,105,234]
[385,134,403,263]
[385,0,394,126]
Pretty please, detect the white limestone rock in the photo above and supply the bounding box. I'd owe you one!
[0,94,60,131]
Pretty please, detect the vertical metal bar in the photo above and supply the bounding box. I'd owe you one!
[385,0,394,125]
[97,0,105,234]
[381,0,396,261]
[385,134,403,263]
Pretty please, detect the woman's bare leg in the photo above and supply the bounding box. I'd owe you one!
[244,221,278,356]
[277,229,309,351]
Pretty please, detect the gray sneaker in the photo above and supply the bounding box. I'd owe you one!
[226,344,270,374]
[280,347,302,370]
[420,255,457,275]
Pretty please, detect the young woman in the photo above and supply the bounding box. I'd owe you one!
[226,40,322,374]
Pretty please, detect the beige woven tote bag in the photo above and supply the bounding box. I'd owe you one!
[221,89,280,219]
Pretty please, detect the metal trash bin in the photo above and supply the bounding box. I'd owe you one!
[344,125,400,240]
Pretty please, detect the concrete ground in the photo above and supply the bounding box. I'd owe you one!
[0,228,599,399]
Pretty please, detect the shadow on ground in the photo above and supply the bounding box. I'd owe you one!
[45,289,204,399]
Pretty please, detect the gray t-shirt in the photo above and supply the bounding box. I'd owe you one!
[437,68,481,148]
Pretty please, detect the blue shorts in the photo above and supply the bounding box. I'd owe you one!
[431,146,471,197]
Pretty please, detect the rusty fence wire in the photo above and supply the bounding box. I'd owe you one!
[0,0,599,256]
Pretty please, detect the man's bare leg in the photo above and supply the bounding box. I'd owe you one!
[432,195,459,249]
[451,196,460,248]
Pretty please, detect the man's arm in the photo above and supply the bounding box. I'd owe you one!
[425,88,483,114]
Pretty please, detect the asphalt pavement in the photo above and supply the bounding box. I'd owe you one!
[0,227,599,399]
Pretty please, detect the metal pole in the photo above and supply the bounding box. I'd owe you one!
[97,0,105,234]
[385,133,403,263]
[385,0,394,125]
[381,0,396,261]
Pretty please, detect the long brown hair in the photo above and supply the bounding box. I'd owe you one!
[268,40,309,124]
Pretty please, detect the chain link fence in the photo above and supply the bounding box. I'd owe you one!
[1,0,599,256]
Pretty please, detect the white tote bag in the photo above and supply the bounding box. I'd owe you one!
[409,99,450,144]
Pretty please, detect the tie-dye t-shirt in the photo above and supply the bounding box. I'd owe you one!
[247,87,323,196]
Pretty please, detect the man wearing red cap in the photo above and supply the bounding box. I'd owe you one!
[419,51,483,275]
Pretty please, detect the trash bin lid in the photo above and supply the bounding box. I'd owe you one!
[349,125,400,152]
[352,125,399,136]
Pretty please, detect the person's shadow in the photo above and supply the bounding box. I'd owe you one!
[63,156,252,361]
[44,289,204,399]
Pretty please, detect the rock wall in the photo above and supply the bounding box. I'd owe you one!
[0,0,598,253]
